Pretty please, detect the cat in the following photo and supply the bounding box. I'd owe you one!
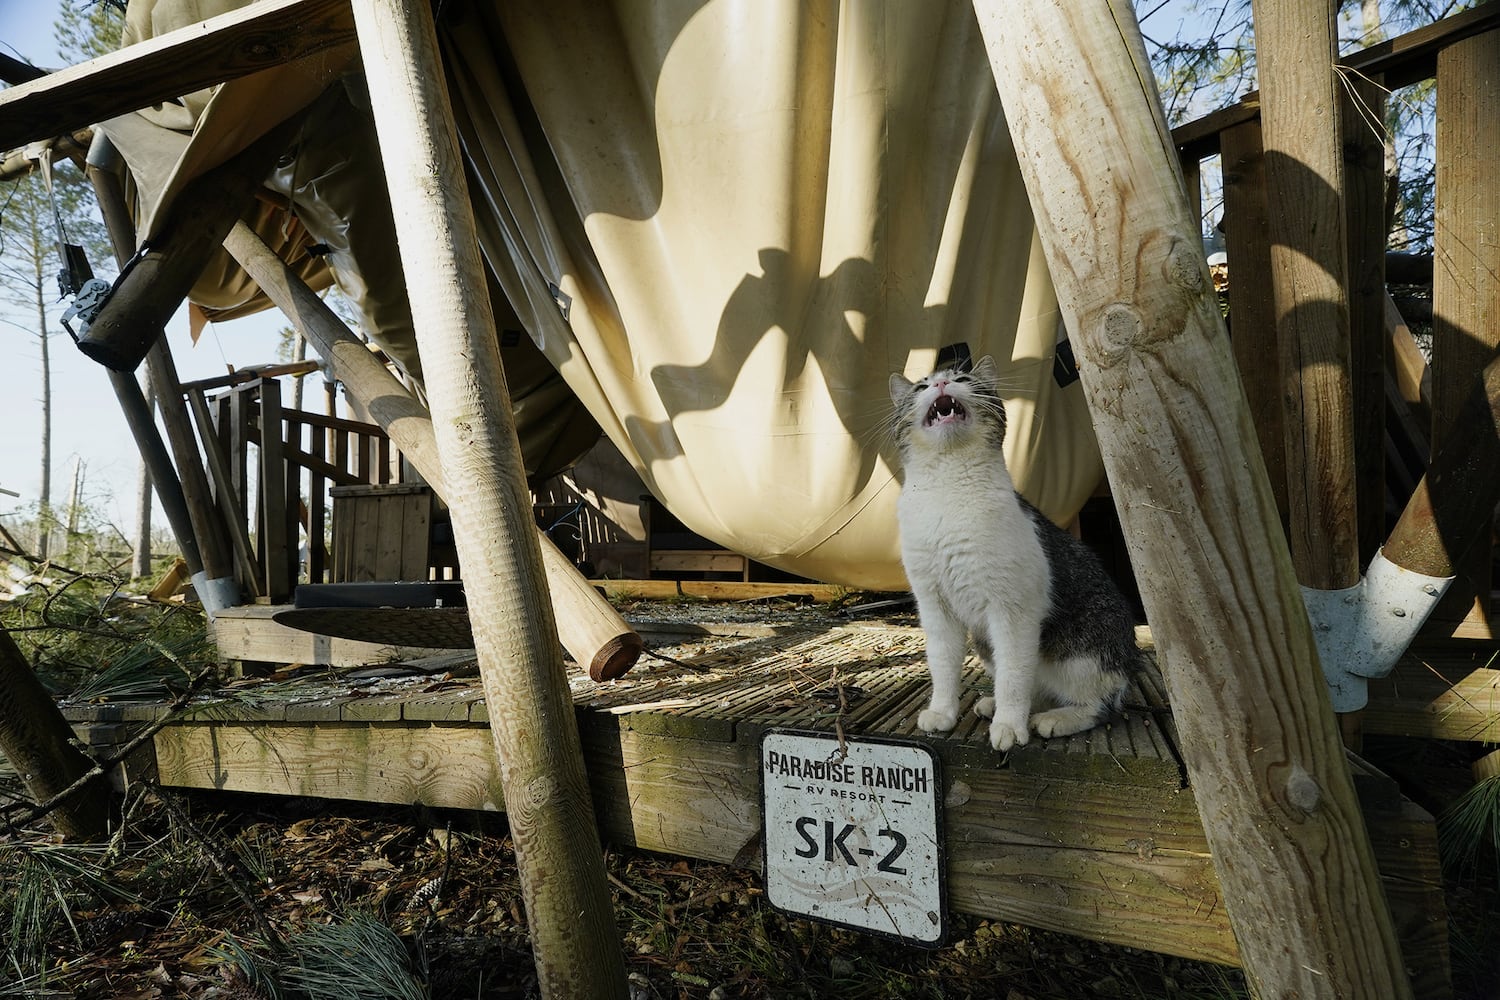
[888,356,1141,752]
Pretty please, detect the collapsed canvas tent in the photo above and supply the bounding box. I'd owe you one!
[102,0,1105,590]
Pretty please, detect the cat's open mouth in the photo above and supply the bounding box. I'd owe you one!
[924,394,967,427]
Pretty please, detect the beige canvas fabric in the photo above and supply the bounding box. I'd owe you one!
[438,0,1103,588]
[101,0,1105,590]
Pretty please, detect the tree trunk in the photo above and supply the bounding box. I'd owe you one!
[64,456,84,560]
[33,259,52,560]
[0,630,108,839]
[969,1,1411,996]
[349,1,627,996]
[131,368,155,579]
[290,331,307,412]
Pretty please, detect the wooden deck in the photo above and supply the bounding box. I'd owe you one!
[62,606,1463,992]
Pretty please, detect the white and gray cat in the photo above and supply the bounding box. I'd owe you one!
[888,356,1141,752]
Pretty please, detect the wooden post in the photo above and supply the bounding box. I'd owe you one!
[969,2,1411,997]
[1252,0,1360,594]
[1427,27,1499,634]
[221,222,641,679]
[349,1,627,995]
[1343,75,1389,569]
[1219,119,1288,524]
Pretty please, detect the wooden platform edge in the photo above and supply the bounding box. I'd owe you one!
[147,713,1448,988]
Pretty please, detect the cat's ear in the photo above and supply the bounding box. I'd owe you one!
[889,372,915,403]
[971,355,999,384]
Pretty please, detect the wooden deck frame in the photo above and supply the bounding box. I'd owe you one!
[66,618,1450,994]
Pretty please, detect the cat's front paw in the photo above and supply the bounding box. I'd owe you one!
[917,708,958,733]
[989,718,1030,752]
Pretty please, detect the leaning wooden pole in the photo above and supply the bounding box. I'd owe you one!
[348,0,627,995]
[221,221,642,681]
[970,2,1410,997]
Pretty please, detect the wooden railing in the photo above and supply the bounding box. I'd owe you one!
[181,367,416,603]
[1169,4,1499,628]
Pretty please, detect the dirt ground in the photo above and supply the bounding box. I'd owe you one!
[0,789,1263,1000]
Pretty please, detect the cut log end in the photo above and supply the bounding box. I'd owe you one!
[589,632,644,682]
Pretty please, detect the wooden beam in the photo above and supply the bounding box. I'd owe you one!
[147,710,1447,987]
[0,0,355,154]
[0,128,92,180]
[77,115,305,372]
[348,0,627,994]
[1344,75,1389,568]
[593,580,848,604]
[88,158,206,577]
[1343,2,1500,89]
[1170,6,1500,161]
[185,388,262,600]
[1365,649,1500,743]
[205,603,451,666]
[969,1,1410,996]
[94,137,242,593]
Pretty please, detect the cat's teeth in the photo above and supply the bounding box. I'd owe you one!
[924,394,967,427]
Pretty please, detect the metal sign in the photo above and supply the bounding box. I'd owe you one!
[761,730,946,946]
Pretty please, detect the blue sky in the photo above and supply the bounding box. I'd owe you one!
[1,0,286,536]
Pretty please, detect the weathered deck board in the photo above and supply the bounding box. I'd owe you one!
[1364,642,1500,742]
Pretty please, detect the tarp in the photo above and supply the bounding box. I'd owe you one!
[105,0,1105,590]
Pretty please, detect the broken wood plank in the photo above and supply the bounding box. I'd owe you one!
[209,603,451,666]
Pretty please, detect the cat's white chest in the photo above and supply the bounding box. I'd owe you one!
[895,459,1047,623]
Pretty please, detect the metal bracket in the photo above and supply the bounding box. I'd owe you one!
[60,277,114,341]
[1302,548,1454,712]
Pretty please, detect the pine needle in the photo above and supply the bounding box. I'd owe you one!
[1440,773,1500,881]
[279,915,429,1000]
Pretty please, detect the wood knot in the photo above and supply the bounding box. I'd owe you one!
[1285,766,1322,816]
[238,33,286,63]
[1163,239,1206,294]
[1094,303,1143,367]
[523,774,562,811]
